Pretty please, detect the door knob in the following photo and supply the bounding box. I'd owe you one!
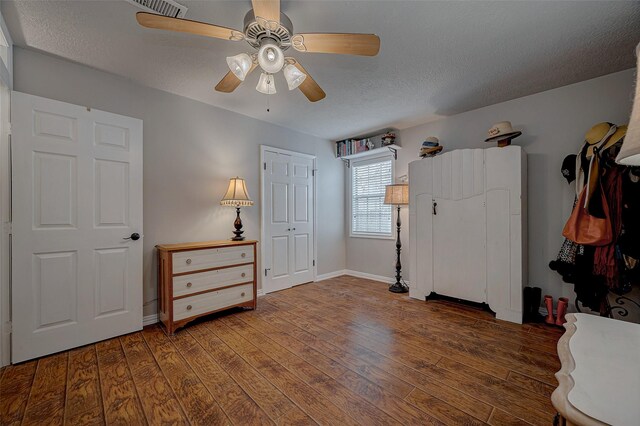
[123,232,141,241]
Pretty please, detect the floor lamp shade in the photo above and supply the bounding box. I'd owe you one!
[220,177,254,207]
[384,184,409,205]
[616,42,640,166]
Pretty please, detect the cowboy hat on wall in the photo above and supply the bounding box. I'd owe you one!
[485,121,522,147]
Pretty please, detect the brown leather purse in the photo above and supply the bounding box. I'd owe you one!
[562,185,612,246]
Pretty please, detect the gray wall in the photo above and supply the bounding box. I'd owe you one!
[14,47,346,317]
[346,68,636,301]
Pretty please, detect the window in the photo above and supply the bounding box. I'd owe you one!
[351,157,393,237]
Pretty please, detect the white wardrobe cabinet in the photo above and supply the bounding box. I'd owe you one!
[409,146,527,323]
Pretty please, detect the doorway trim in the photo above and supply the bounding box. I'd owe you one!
[260,145,317,294]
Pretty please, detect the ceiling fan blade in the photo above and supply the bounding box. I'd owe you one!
[293,62,326,102]
[292,33,380,56]
[136,12,244,41]
[214,64,257,93]
[251,0,280,24]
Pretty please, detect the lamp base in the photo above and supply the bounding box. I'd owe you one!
[231,207,246,241]
[388,282,408,293]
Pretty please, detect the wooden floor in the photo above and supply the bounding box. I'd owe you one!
[0,276,563,425]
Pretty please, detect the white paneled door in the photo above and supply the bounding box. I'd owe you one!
[11,92,143,362]
[262,147,315,293]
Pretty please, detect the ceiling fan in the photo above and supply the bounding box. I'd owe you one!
[136,0,380,102]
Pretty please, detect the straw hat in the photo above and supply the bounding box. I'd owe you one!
[585,123,627,158]
[484,121,522,142]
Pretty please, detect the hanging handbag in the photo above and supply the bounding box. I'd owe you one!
[562,184,612,246]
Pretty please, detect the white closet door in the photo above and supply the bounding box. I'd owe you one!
[11,92,143,362]
[262,148,315,293]
[289,155,314,286]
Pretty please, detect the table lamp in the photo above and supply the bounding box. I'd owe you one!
[220,177,253,241]
[384,183,409,293]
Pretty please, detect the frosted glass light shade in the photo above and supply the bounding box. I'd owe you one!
[256,73,276,95]
[384,184,409,206]
[283,64,306,90]
[257,40,284,74]
[616,42,640,165]
[220,177,254,207]
[226,53,252,81]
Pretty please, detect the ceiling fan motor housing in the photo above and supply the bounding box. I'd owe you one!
[243,9,293,50]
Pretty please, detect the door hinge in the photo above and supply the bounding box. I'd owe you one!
[3,222,11,235]
[6,321,11,333]
[312,169,316,177]
[313,260,315,267]
[263,162,266,170]
[7,122,11,135]
[265,268,270,276]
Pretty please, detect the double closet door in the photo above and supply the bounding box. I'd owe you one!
[262,147,315,293]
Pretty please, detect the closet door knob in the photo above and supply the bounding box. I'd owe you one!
[186,282,192,288]
[186,259,192,265]
[186,305,192,311]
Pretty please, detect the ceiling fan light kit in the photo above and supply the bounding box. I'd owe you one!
[136,0,381,102]
[226,53,253,81]
[257,39,285,74]
[256,72,277,95]
[283,64,306,90]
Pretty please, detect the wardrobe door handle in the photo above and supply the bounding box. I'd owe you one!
[241,272,246,278]
[186,305,192,311]
[241,253,246,258]
[186,259,192,265]
[241,292,246,297]
[186,282,192,288]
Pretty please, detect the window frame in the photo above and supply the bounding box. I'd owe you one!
[348,153,395,240]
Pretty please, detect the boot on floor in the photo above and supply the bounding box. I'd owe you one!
[555,297,569,326]
[531,287,544,322]
[544,295,555,324]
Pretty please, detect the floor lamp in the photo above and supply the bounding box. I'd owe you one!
[384,183,409,293]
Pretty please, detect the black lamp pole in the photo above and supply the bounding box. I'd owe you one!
[231,206,245,241]
[389,204,408,293]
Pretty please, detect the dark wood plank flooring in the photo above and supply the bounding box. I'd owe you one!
[0,275,563,425]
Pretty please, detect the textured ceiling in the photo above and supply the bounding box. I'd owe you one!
[3,0,640,140]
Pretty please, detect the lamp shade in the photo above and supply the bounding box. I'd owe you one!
[257,40,284,74]
[256,72,276,95]
[616,42,640,165]
[283,64,306,90]
[384,184,409,205]
[226,53,252,81]
[220,177,254,207]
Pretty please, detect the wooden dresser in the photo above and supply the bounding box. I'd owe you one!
[156,240,258,334]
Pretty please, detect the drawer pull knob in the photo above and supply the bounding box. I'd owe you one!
[186,305,192,310]
[241,253,246,258]
[241,292,245,297]
[186,259,192,265]
[241,273,246,278]
[186,282,192,288]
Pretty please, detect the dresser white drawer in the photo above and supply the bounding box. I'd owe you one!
[172,245,254,274]
[173,264,253,298]
[173,283,253,321]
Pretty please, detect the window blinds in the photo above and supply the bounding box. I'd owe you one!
[352,158,393,236]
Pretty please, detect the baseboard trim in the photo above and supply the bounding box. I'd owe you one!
[315,270,348,281]
[143,314,159,326]
[257,289,265,297]
[343,269,395,284]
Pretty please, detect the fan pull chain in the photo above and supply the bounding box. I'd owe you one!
[266,89,270,112]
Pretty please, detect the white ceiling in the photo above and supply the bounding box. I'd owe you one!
[2,1,639,140]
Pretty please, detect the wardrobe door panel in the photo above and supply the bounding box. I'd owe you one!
[433,195,487,303]
[414,193,434,299]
